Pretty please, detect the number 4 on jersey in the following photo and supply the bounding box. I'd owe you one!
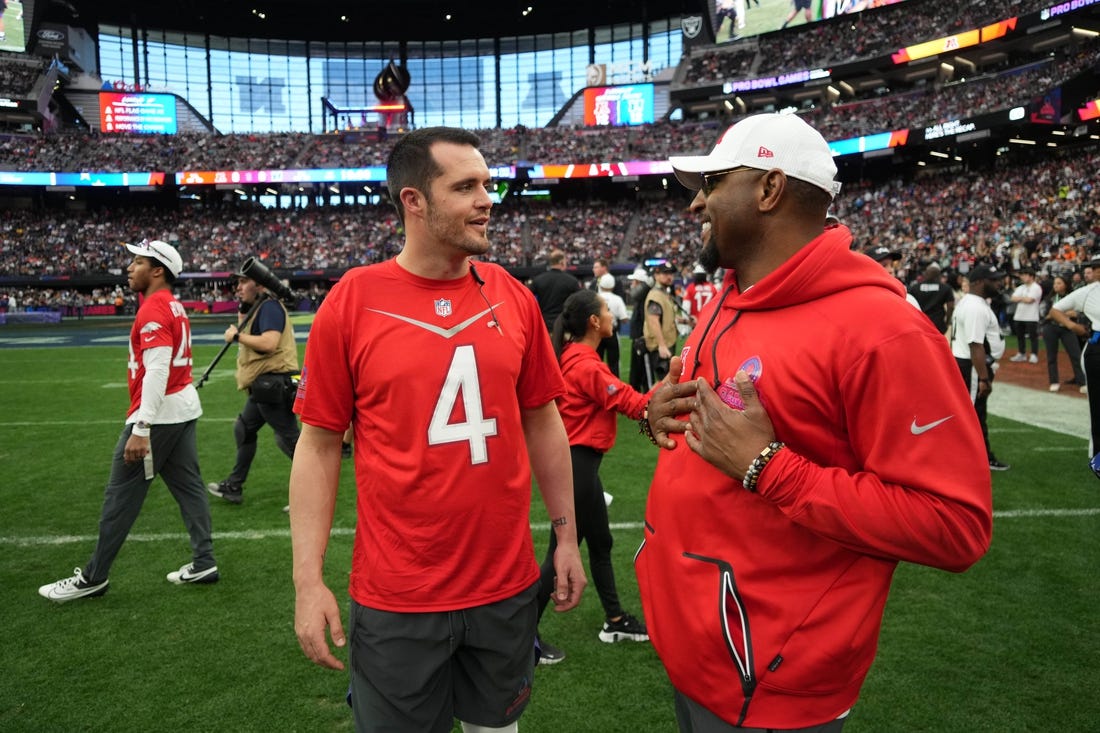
[428,345,498,464]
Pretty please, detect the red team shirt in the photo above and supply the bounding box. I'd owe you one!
[294,259,566,613]
[556,342,650,453]
[127,289,194,418]
[684,280,718,319]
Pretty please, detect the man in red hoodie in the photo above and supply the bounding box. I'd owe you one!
[636,113,993,732]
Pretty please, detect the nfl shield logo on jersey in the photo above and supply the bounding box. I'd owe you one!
[434,298,453,317]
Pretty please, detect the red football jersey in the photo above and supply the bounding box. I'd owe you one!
[295,259,565,612]
[127,289,194,418]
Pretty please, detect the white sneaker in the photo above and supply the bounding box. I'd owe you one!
[1010,354,1027,362]
[166,563,219,585]
[1028,354,1038,364]
[39,568,109,603]
[1050,384,1060,392]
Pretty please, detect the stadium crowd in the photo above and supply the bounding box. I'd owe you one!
[0,137,1095,292]
[1,34,1096,176]
[0,52,46,95]
[683,0,1053,84]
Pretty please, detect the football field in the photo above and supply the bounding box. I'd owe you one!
[1,318,1098,731]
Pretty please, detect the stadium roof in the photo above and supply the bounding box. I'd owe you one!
[62,0,698,42]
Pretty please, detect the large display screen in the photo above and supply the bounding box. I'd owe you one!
[712,0,909,44]
[99,92,178,134]
[0,0,27,53]
[583,84,654,127]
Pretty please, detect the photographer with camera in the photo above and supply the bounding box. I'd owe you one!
[207,259,300,506]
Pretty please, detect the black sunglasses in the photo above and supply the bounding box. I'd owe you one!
[700,166,756,196]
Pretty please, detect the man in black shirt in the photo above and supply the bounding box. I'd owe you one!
[909,262,954,335]
[529,249,580,330]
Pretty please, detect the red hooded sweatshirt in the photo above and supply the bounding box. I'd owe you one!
[635,225,992,728]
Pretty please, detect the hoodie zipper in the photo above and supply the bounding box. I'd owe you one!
[684,551,756,725]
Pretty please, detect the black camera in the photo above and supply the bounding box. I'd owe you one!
[237,256,294,302]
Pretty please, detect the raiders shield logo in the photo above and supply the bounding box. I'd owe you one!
[682,15,703,39]
[435,298,453,317]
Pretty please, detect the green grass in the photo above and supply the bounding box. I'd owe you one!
[1,326,1098,731]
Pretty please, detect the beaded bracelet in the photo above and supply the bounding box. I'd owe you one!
[638,404,660,446]
[742,441,785,492]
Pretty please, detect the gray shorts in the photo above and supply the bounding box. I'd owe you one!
[675,690,847,733]
[349,581,539,733]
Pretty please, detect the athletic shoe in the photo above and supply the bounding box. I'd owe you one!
[207,479,243,504]
[599,613,649,643]
[536,635,565,665]
[166,563,220,585]
[1009,354,1027,362]
[38,568,109,603]
[1028,354,1038,364]
[1090,453,1100,480]
[988,458,1011,471]
[1049,384,1060,392]
[341,442,353,459]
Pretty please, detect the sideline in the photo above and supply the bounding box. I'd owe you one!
[988,382,1090,440]
[4,510,1099,547]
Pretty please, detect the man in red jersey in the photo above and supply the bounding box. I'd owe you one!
[289,127,586,733]
[636,113,993,731]
[39,239,218,603]
[683,263,718,325]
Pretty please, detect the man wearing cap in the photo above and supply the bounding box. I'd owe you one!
[627,267,654,393]
[950,264,1010,471]
[596,273,628,377]
[642,262,680,389]
[207,262,301,506]
[39,240,218,603]
[635,112,992,731]
[592,258,625,374]
[683,264,718,325]
[867,247,921,310]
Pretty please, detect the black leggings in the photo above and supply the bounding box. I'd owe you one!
[1041,321,1086,386]
[537,445,623,620]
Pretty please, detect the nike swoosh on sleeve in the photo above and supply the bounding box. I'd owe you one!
[910,415,954,435]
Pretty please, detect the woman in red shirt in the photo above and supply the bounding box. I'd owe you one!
[535,289,657,664]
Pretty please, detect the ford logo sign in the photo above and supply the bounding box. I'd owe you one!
[38,29,65,41]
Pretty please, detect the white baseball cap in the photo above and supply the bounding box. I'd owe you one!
[598,273,616,290]
[125,239,184,277]
[669,112,841,198]
[627,267,652,285]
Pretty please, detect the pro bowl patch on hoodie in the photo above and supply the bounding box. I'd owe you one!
[717,356,762,409]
